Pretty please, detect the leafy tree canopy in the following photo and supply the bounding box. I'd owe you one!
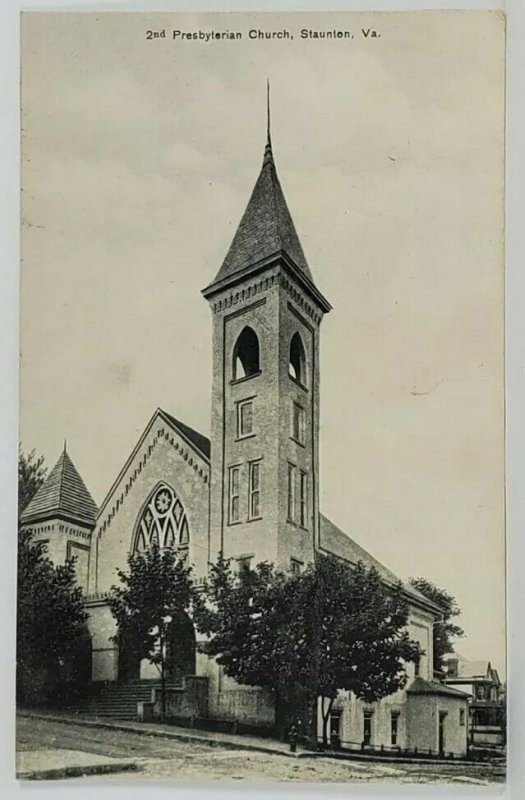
[196,554,421,741]
[408,577,464,672]
[18,445,46,520]
[108,542,199,715]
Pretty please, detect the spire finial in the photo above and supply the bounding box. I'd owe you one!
[63,438,67,454]
[263,78,273,166]
[267,77,271,146]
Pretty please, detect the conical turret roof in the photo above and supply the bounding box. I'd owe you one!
[21,447,98,527]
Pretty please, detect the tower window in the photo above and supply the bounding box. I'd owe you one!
[233,326,260,380]
[287,463,296,522]
[292,402,305,444]
[299,471,308,528]
[228,465,241,524]
[248,460,262,519]
[237,398,254,438]
[289,332,306,385]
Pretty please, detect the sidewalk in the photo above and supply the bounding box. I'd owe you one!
[19,710,307,759]
[19,710,499,770]
[17,748,138,780]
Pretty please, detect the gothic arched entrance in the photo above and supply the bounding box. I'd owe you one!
[117,615,196,683]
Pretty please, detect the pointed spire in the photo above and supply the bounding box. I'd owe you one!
[202,89,331,313]
[263,78,273,166]
[63,437,67,454]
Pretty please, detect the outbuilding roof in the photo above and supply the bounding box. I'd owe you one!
[407,677,471,699]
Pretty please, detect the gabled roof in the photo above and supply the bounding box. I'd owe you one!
[160,410,210,460]
[319,514,442,615]
[21,448,98,527]
[445,654,500,683]
[407,677,470,699]
[96,408,210,522]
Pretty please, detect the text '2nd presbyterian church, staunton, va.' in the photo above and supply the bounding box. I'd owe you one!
[145,28,382,42]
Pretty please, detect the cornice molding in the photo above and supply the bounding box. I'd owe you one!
[210,269,324,326]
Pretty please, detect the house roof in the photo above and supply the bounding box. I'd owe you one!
[202,136,330,312]
[319,514,442,615]
[406,677,471,699]
[21,447,98,527]
[445,654,500,683]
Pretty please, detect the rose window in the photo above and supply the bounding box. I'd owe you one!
[134,483,189,553]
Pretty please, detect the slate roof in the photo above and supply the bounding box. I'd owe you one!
[21,448,98,527]
[204,138,314,292]
[319,514,442,614]
[406,677,471,699]
[160,409,211,460]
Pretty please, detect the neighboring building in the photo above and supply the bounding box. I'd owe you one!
[21,124,470,756]
[443,654,504,746]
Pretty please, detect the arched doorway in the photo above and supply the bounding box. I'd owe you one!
[117,615,196,683]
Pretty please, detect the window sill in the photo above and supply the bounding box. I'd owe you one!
[236,433,257,442]
[288,519,309,531]
[289,375,308,392]
[227,519,244,527]
[247,516,263,523]
[290,436,305,448]
[231,371,262,386]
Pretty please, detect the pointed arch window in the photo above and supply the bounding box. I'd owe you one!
[289,332,306,386]
[233,326,260,381]
[134,482,189,553]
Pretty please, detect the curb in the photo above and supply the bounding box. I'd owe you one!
[18,711,303,760]
[18,761,138,781]
[19,712,504,770]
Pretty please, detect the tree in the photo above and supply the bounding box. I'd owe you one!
[17,447,88,705]
[18,445,46,519]
[108,542,197,719]
[17,535,89,704]
[197,554,421,745]
[408,577,464,672]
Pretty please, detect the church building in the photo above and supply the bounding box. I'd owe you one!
[22,120,469,756]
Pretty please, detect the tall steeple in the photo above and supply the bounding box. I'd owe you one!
[202,93,330,314]
[203,103,330,571]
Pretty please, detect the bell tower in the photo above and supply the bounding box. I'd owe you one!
[202,102,331,572]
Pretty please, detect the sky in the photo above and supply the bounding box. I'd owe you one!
[20,10,505,672]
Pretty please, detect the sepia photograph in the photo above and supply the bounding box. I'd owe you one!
[16,9,506,785]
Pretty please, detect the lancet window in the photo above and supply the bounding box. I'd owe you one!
[134,482,189,553]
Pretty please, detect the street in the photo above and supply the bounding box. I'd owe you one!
[16,715,505,784]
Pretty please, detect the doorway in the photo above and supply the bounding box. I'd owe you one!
[438,711,448,755]
[329,710,342,749]
[363,710,374,747]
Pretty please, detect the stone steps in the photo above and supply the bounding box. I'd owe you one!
[64,682,180,721]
